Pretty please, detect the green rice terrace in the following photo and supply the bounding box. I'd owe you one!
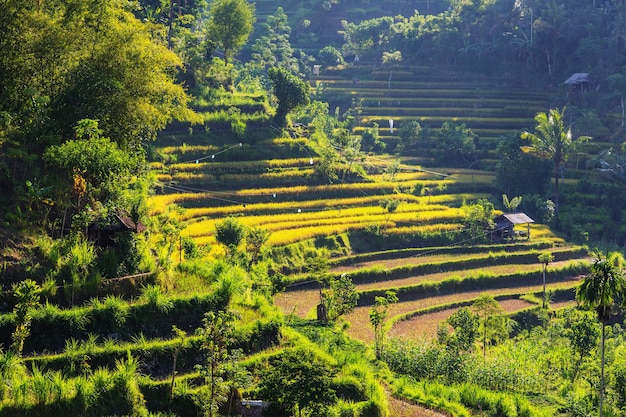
[0,62,617,417]
[5,1,626,416]
[132,64,595,414]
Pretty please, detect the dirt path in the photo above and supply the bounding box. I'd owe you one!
[386,388,449,417]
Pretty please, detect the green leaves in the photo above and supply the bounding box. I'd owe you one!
[576,250,626,323]
[205,0,256,65]
[43,120,136,209]
[268,67,310,126]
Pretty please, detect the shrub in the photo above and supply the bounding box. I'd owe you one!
[333,375,367,402]
[318,46,345,66]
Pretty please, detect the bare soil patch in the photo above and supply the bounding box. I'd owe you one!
[389,298,534,341]
[343,281,580,344]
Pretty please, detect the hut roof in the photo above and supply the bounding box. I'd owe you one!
[496,213,535,225]
[89,210,145,233]
[564,73,589,85]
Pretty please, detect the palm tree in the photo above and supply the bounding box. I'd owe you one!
[521,108,590,217]
[538,252,554,308]
[576,250,626,417]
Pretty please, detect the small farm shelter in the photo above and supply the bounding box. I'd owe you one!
[564,73,590,91]
[88,210,146,247]
[237,400,268,417]
[491,213,534,242]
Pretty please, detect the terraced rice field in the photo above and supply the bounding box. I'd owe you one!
[312,65,550,148]
[149,65,589,349]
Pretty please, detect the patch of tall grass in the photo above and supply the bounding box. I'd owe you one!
[0,355,149,416]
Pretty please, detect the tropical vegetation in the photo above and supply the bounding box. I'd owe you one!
[1,0,626,417]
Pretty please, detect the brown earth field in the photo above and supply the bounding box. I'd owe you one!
[330,247,578,274]
[274,259,581,318]
[388,298,534,341]
[274,280,582,344]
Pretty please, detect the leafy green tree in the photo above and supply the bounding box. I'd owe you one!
[318,45,345,67]
[195,310,245,417]
[445,307,479,353]
[50,1,197,148]
[370,290,398,359]
[360,122,385,153]
[245,226,270,268]
[43,120,136,212]
[472,294,508,359]
[250,7,298,74]
[495,133,552,197]
[10,280,41,356]
[461,199,494,241]
[576,250,626,417]
[433,122,479,166]
[323,274,359,321]
[565,310,599,383]
[215,217,246,258]
[337,133,364,180]
[313,138,340,184]
[399,120,423,149]
[538,252,555,308]
[521,108,590,217]
[340,16,396,60]
[258,347,337,417]
[268,67,310,126]
[382,50,403,65]
[205,0,255,65]
[0,1,196,223]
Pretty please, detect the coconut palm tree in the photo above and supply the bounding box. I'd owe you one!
[576,250,626,417]
[521,108,590,218]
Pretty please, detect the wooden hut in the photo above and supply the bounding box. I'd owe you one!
[491,213,534,242]
[88,210,146,247]
[564,73,590,91]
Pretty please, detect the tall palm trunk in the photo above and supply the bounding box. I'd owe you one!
[554,162,560,215]
[542,265,547,308]
[600,322,606,417]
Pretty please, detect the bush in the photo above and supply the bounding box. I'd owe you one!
[333,375,367,402]
[318,46,345,66]
[357,400,384,417]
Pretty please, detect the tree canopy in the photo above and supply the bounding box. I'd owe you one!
[268,67,310,126]
[0,0,197,222]
[205,0,256,65]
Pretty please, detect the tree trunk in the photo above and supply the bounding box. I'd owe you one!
[542,266,547,308]
[554,162,560,216]
[168,1,174,50]
[170,348,179,400]
[600,323,605,417]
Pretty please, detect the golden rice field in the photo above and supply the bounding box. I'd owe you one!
[149,131,589,344]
